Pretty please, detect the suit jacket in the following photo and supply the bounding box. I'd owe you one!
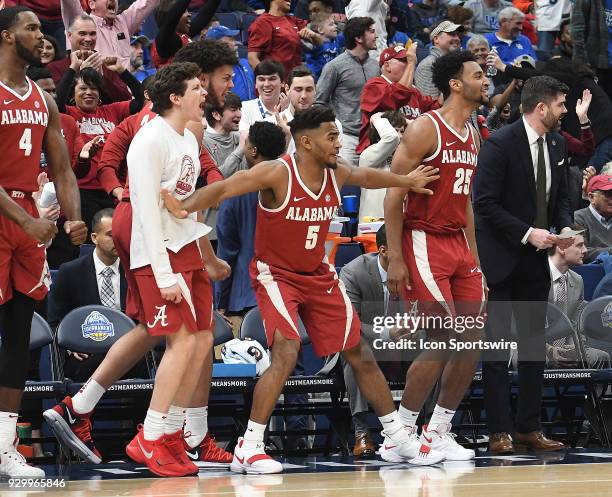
[473,118,572,284]
[48,253,127,328]
[340,253,387,342]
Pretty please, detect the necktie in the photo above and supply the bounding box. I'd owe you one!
[535,137,548,229]
[100,267,115,308]
[551,274,568,348]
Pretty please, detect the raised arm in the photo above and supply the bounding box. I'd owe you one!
[383,116,437,297]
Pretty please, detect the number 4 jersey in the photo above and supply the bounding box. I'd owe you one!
[0,77,49,193]
[403,109,478,234]
[254,154,341,273]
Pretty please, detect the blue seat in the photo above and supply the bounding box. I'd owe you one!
[579,296,612,342]
[334,242,363,268]
[573,264,605,300]
[241,13,258,43]
[213,310,235,346]
[79,244,95,257]
[239,306,310,349]
[216,12,240,31]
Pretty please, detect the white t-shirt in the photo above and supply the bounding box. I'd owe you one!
[535,0,570,31]
[238,98,278,133]
[127,116,211,288]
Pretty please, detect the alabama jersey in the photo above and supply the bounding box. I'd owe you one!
[0,77,49,193]
[254,154,341,273]
[404,110,478,234]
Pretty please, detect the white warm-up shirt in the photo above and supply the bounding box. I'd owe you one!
[127,116,211,288]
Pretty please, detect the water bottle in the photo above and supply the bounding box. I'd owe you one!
[486,46,498,77]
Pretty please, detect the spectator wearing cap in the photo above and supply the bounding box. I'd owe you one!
[463,0,511,35]
[248,0,323,78]
[345,0,390,56]
[414,20,463,98]
[61,0,161,68]
[357,43,439,154]
[446,5,475,48]
[207,25,256,102]
[316,16,380,166]
[484,7,537,65]
[574,175,612,262]
[150,0,222,68]
[129,35,156,81]
[47,14,133,103]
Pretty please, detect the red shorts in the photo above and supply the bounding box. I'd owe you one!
[250,258,361,357]
[0,193,49,304]
[112,201,212,336]
[402,229,486,319]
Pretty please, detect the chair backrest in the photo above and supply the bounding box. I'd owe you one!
[56,305,136,354]
[544,303,575,343]
[335,242,363,268]
[216,12,240,30]
[573,264,606,300]
[241,13,258,33]
[79,244,95,258]
[214,311,234,347]
[579,296,612,341]
[30,312,54,351]
[239,307,310,348]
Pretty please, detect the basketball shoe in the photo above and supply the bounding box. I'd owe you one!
[230,437,283,474]
[420,424,475,461]
[126,426,197,477]
[0,437,45,478]
[184,433,233,463]
[379,426,445,465]
[43,396,102,463]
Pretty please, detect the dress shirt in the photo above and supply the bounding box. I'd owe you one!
[521,116,552,244]
[589,204,612,229]
[548,257,566,304]
[93,250,121,310]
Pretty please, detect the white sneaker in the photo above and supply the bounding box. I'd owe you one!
[230,438,283,474]
[379,427,445,465]
[421,424,475,461]
[0,443,45,478]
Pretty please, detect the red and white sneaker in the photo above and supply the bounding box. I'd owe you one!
[379,427,445,466]
[230,438,283,474]
[126,427,196,477]
[184,433,233,463]
[43,396,102,464]
[421,424,475,461]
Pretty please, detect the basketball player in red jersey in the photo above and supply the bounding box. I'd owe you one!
[0,6,87,478]
[384,50,489,461]
[163,105,445,473]
[44,41,237,467]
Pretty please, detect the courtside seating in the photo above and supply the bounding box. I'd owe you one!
[573,264,606,300]
[241,13,258,43]
[216,12,240,30]
[334,242,364,268]
[78,244,95,258]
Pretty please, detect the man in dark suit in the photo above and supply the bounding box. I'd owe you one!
[48,208,127,380]
[473,75,573,453]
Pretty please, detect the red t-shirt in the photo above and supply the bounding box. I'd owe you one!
[66,101,131,190]
[5,0,61,20]
[248,13,307,80]
[150,34,191,68]
[357,76,440,153]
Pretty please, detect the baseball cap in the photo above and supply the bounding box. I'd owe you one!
[130,35,150,46]
[587,174,612,193]
[513,54,536,68]
[379,46,408,66]
[206,25,240,40]
[429,20,464,40]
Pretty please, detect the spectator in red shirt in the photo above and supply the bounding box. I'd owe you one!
[55,59,144,232]
[247,0,323,78]
[357,43,440,153]
[47,14,132,102]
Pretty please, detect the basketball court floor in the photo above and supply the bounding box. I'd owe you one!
[7,449,612,496]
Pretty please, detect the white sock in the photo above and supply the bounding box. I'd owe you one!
[143,409,166,441]
[398,405,420,429]
[379,411,408,442]
[427,405,456,432]
[184,407,208,448]
[72,379,106,414]
[0,411,18,449]
[242,419,266,449]
[164,405,186,435]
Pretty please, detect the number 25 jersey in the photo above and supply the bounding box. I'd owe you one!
[403,110,478,234]
[254,154,341,273]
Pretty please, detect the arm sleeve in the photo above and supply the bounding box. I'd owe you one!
[190,0,223,37]
[215,200,240,309]
[502,64,540,80]
[61,0,84,38]
[359,119,400,169]
[315,63,337,105]
[200,146,224,185]
[360,80,417,114]
[571,0,589,65]
[247,18,272,54]
[118,71,144,114]
[55,68,77,114]
[154,0,191,59]
[121,0,163,36]
[128,135,176,288]
[220,149,246,178]
[551,142,572,232]
[97,119,132,193]
[562,128,595,158]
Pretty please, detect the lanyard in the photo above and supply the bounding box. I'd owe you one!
[257,99,270,120]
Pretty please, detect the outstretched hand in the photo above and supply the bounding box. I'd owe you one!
[406,165,440,195]
[161,189,188,219]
